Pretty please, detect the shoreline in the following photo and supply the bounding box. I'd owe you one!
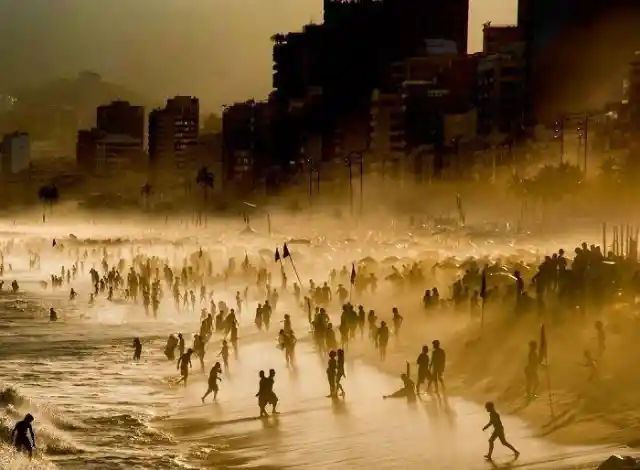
[342,299,640,452]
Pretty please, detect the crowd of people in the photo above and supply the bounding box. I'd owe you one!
[6,232,637,462]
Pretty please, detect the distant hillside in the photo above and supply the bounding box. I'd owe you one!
[11,71,155,120]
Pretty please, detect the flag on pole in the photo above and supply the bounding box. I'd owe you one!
[539,325,548,365]
[275,248,281,263]
[456,193,466,226]
[283,243,291,259]
[350,263,357,285]
[480,268,487,301]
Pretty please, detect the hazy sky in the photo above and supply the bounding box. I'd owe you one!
[0,0,516,112]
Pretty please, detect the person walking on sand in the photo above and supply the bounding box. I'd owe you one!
[482,402,519,460]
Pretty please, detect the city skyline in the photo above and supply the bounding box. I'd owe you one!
[0,0,516,112]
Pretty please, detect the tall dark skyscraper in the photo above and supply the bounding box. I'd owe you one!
[148,96,199,169]
[518,0,640,120]
[96,101,145,141]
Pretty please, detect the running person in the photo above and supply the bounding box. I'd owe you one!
[482,402,520,460]
[202,362,223,403]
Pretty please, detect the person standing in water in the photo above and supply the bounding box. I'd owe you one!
[482,402,519,460]
[256,370,270,417]
[133,337,142,360]
[12,413,36,458]
[176,348,193,387]
[202,362,223,403]
[266,369,279,414]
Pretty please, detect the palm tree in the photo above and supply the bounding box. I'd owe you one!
[140,183,152,211]
[37,183,60,222]
[195,166,214,201]
[508,172,536,229]
[195,166,214,225]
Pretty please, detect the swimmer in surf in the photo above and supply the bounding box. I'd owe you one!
[12,413,36,458]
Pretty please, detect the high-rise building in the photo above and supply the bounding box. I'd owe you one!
[96,101,145,141]
[76,128,102,172]
[518,0,640,121]
[148,96,199,170]
[75,100,145,174]
[271,0,471,169]
[1,132,30,174]
[482,23,522,55]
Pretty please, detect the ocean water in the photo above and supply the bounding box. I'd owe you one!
[0,222,632,469]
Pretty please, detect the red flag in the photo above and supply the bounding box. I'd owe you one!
[283,243,291,259]
[539,325,548,365]
[275,248,281,262]
[350,264,356,285]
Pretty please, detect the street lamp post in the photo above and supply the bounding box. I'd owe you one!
[570,111,593,175]
[555,116,565,164]
[308,163,313,204]
[308,160,320,206]
[348,158,353,216]
[347,151,363,217]
[583,115,589,176]
[359,155,363,217]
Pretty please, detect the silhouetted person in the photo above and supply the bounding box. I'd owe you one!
[12,413,36,458]
[482,402,519,460]
[377,321,389,361]
[177,348,193,387]
[416,345,431,394]
[256,370,269,417]
[429,340,445,393]
[165,334,178,360]
[219,340,230,370]
[49,308,57,322]
[525,340,539,401]
[336,348,346,397]
[327,350,337,397]
[266,369,279,414]
[133,337,142,360]
[392,307,403,339]
[202,362,222,403]
[383,373,416,401]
